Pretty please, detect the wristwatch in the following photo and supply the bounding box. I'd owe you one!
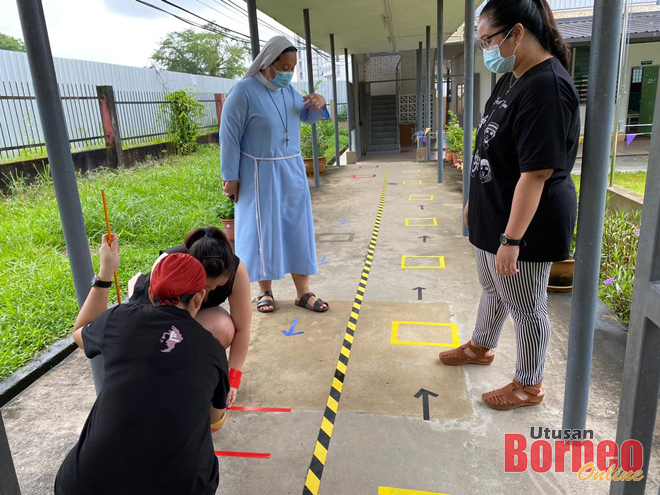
[91,275,113,289]
[500,233,525,247]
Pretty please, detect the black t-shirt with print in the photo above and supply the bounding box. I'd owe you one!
[55,303,229,495]
[468,57,579,262]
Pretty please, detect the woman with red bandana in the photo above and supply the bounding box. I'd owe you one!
[55,236,229,495]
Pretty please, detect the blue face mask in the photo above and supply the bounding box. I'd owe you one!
[483,29,518,74]
[271,69,294,89]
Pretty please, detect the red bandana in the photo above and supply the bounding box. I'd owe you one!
[151,253,206,305]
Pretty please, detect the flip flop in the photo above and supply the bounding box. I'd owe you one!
[257,291,275,313]
[295,292,329,313]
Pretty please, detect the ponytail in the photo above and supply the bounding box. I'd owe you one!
[532,0,572,71]
[482,0,572,71]
[184,226,235,279]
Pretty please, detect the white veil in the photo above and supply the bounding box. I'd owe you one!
[243,36,295,79]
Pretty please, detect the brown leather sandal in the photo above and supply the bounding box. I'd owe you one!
[438,341,495,366]
[482,381,545,411]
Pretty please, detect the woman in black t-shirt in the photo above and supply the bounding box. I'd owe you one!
[439,0,579,411]
[129,227,251,409]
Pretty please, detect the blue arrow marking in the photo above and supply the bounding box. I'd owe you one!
[320,256,327,265]
[340,219,347,225]
[282,318,304,337]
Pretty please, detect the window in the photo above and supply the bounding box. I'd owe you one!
[631,67,643,84]
[572,46,590,103]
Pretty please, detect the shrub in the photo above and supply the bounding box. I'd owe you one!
[162,89,205,155]
[217,194,234,220]
[598,209,641,326]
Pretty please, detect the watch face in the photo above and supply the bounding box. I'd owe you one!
[500,234,508,245]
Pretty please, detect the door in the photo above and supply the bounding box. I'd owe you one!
[639,65,659,134]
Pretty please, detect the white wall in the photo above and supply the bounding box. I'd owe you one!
[370,81,397,96]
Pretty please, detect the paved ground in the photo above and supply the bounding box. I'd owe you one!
[573,138,650,174]
[3,150,659,494]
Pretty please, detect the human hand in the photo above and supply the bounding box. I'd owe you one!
[226,387,238,408]
[99,233,119,280]
[223,180,239,203]
[303,93,326,111]
[496,244,519,277]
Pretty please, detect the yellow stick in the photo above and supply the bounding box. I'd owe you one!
[101,189,122,304]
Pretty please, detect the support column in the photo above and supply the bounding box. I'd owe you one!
[303,8,320,189]
[426,26,432,162]
[562,0,624,433]
[437,0,444,183]
[345,48,352,152]
[462,0,475,237]
[97,85,124,169]
[610,78,660,495]
[0,413,20,494]
[352,54,362,160]
[330,34,340,166]
[416,42,423,157]
[16,0,102,392]
[247,0,260,60]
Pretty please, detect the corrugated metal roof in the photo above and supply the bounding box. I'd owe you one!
[557,11,660,42]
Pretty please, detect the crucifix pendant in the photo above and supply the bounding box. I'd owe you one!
[285,134,289,147]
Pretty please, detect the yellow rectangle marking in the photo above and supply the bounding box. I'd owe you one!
[353,302,361,310]
[332,377,344,393]
[403,180,422,185]
[401,255,446,269]
[341,346,351,358]
[337,361,347,374]
[347,322,357,331]
[355,294,364,302]
[345,333,354,344]
[390,321,460,348]
[405,218,438,227]
[305,471,321,494]
[321,417,334,437]
[403,169,421,173]
[408,195,434,201]
[378,487,449,495]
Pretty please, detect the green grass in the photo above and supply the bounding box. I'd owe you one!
[0,145,223,379]
[571,171,647,197]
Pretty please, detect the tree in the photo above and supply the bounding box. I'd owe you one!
[151,25,249,79]
[0,33,26,52]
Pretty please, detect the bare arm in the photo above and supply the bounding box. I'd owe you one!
[504,170,553,239]
[226,261,251,371]
[73,234,119,349]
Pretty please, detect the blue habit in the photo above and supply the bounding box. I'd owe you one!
[220,77,329,282]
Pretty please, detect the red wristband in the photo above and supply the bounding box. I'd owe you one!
[229,368,242,389]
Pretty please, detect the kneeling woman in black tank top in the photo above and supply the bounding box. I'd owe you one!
[129,227,251,408]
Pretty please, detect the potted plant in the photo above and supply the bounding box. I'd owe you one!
[445,110,464,168]
[548,227,576,293]
[301,122,328,176]
[217,195,235,242]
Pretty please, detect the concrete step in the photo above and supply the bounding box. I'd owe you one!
[368,144,400,153]
[372,131,397,140]
[371,138,398,146]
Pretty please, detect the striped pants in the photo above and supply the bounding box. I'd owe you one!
[471,248,552,386]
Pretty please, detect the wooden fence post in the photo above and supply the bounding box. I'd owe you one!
[97,85,124,168]
[214,93,226,133]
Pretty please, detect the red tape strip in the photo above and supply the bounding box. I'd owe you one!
[228,406,292,413]
[215,451,271,459]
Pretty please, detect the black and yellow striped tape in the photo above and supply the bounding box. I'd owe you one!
[303,166,390,495]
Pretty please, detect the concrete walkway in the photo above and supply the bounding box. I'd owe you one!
[3,151,659,494]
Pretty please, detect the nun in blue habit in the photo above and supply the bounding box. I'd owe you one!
[220,36,330,314]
